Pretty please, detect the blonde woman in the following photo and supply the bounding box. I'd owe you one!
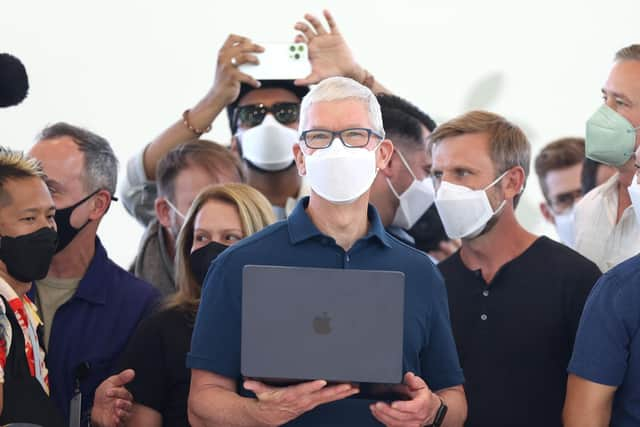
[118,183,275,427]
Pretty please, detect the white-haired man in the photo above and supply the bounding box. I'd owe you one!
[187,77,467,427]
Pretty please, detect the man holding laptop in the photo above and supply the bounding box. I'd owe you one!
[187,77,466,426]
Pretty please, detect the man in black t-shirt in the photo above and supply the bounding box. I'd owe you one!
[429,111,601,427]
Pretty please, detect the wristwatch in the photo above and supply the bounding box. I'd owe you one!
[427,398,448,427]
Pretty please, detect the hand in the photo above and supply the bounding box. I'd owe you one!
[204,34,264,107]
[293,10,363,86]
[428,239,461,262]
[244,379,359,425]
[370,372,442,427]
[90,369,135,427]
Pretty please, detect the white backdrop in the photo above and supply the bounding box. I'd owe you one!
[1,0,638,267]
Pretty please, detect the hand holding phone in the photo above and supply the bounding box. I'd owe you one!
[238,43,311,81]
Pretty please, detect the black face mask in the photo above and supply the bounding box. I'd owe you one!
[54,190,100,254]
[0,227,58,283]
[189,241,229,286]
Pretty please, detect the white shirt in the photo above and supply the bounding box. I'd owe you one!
[574,173,640,272]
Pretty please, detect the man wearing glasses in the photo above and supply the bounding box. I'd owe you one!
[534,137,585,248]
[187,76,466,427]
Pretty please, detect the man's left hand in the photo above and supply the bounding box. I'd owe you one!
[370,372,442,427]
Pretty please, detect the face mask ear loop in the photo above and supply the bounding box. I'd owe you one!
[395,149,418,181]
[484,170,510,191]
[385,177,402,199]
[165,199,186,220]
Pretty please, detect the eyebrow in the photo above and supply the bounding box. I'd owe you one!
[20,206,56,214]
[602,88,632,103]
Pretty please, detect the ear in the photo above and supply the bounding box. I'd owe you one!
[502,166,526,201]
[88,190,112,220]
[230,135,240,157]
[376,139,394,172]
[539,201,555,225]
[155,197,172,228]
[380,149,397,178]
[293,143,306,176]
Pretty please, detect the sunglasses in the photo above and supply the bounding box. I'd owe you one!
[235,102,300,128]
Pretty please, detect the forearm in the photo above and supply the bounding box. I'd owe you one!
[436,386,466,427]
[349,64,391,95]
[188,386,271,427]
[142,93,227,180]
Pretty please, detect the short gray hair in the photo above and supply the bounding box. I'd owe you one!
[38,122,118,194]
[299,76,384,137]
[615,44,640,62]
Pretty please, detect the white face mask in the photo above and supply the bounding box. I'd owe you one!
[304,138,379,204]
[386,150,434,230]
[238,115,299,171]
[628,179,640,225]
[552,206,576,248]
[435,171,508,240]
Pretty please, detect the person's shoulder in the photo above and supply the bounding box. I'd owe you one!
[385,232,434,264]
[536,237,599,268]
[530,237,602,281]
[218,220,290,260]
[103,254,160,299]
[137,305,190,335]
[599,254,640,294]
[576,173,618,213]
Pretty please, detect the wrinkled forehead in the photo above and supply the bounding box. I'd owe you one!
[303,99,372,130]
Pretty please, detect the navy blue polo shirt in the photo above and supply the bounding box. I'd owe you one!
[568,254,640,426]
[30,238,160,422]
[187,197,464,427]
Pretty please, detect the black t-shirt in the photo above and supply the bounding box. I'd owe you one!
[119,306,193,427]
[438,237,601,427]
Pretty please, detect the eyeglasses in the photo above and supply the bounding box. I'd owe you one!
[299,128,384,150]
[234,102,300,128]
[549,189,582,214]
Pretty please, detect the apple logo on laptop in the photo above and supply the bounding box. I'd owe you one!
[313,312,331,335]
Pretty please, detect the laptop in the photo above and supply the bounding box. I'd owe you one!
[241,265,405,385]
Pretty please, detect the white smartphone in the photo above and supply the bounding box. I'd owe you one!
[238,43,311,80]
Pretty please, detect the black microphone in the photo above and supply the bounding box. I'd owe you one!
[0,53,29,108]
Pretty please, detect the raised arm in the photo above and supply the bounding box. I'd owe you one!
[293,10,391,94]
[141,35,263,181]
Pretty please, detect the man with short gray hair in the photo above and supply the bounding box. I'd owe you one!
[28,123,159,425]
[188,77,467,427]
[431,111,601,427]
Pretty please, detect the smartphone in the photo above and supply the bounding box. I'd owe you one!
[238,43,311,80]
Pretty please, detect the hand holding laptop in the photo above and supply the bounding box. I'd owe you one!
[369,372,444,427]
[243,378,359,425]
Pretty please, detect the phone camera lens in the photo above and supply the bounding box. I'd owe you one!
[294,53,300,59]
[290,45,296,52]
[298,45,304,52]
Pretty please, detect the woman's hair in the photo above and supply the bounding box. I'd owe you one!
[167,183,275,316]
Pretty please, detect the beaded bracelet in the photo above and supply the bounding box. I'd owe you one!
[182,109,212,135]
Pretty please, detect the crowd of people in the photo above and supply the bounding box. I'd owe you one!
[0,9,638,427]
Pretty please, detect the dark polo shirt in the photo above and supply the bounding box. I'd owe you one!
[188,197,464,426]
